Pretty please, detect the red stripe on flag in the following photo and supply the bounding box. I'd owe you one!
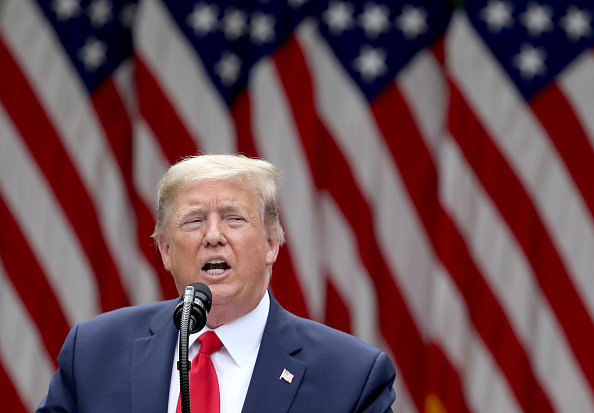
[0,38,129,312]
[232,89,259,157]
[135,198,178,299]
[0,361,27,413]
[269,246,311,320]
[374,81,554,413]
[324,276,352,335]
[0,195,69,367]
[134,55,198,163]
[449,78,594,393]
[91,79,177,300]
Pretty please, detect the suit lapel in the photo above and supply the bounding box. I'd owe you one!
[241,296,306,413]
[131,300,179,413]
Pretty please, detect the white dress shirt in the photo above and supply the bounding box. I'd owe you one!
[167,291,270,413]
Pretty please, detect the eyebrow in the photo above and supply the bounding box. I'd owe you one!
[175,206,207,223]
[175,203,248,222]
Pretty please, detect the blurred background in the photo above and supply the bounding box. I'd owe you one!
[1,0,594,412]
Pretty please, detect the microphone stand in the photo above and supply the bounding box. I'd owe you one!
[178,291,194,413]
[174,282,212,413]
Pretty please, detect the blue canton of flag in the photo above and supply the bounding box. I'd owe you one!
[35,0,138,93]
[162,0,313,106]
[317,0,453,102]
[466,0,594,100]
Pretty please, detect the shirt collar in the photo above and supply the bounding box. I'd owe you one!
[188,291,270,368]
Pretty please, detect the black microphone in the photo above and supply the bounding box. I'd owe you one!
[173,282,212,334]
[174,282,212,413]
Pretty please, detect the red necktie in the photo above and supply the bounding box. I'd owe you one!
[177,331,224,413]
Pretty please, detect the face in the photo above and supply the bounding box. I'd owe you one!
[158,179,280,328]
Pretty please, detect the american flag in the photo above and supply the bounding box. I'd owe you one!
[1,0,594,412]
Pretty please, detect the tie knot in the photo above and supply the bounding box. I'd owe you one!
[198,331,223,356]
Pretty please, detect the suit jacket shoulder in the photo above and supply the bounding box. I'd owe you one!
[242,296,396,413]
[37,299,179,413]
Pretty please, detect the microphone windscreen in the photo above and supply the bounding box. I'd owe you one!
[173,282,212,333]
[190,282,212,312]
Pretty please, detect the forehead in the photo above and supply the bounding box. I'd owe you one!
[172,178,260,211]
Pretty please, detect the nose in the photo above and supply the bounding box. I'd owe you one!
[202,216,227,247]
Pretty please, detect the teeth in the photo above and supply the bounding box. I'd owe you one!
[203,258,228,275]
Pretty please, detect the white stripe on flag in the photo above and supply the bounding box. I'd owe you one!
[559,50,594,159]
[132,118,170,218]
[398,49,448,161]
[320,193,381,346]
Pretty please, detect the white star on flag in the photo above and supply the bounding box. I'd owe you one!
[250,12,275,45]
[519,2,553,38]
[120,3,137,28]
[214,51,241,86]
[323,1,355,35]
[51,0,81,21]
[395,5,429,39]
[187,3,219,37]
[513,43,547,80]
[353,45,387,83]
[480,0,514,33]
[78,37,107,72]
[222,7,247,41]
[88,0,112,28]
[358,2,391,39]
[560,6,593,42]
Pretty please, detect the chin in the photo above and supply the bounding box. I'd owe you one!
[208,285,233,305]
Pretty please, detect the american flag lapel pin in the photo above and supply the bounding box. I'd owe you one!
[279,368,294,384]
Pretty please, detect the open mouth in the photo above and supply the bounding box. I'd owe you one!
[202,258,230,275]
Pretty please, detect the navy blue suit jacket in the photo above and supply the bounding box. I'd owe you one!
[37,294,396,412]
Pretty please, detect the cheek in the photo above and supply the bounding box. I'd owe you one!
[174,232,201,250]
[236,239,266,270]
[168,237,199,271]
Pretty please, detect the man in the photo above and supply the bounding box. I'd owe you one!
[37,154,396,413]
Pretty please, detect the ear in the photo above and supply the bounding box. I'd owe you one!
[265,235,281,266]
[157,235,173,272]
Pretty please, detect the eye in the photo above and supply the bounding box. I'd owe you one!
[225,215,246,225]
[183,216,203,225]
[180,216,204,230]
